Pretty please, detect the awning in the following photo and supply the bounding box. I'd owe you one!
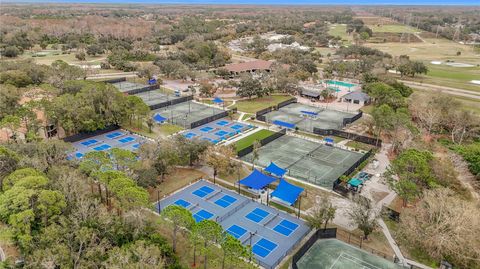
[213,97,224,103]
[300,110,318,116]
[272,120,295,129]
[324,137,334,143]
[238,169,277,190]
[271,179,304,205]
[264,162,287,177]
[348,178,363,187]
[153,114,167,123]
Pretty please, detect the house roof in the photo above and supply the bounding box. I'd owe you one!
[341,91,370,102]
[224,60,288,73]
[301,89,321,98]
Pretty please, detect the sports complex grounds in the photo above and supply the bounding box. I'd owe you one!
[262,102,358,132]
[111,81,149,93]
[184,118,253,144]
[240,135,365,188]
[156,180,310,269]
[133,89,183,107]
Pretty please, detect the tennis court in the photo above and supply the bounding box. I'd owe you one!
[296,239,404,269]
[157,180,309,269]
[183,119,254,144]
[152,101,224,129]
[111,81,148,93]
[263,103,358,132]
[240,135,365,188]
[133,90,182,107]
[67,130,145,160]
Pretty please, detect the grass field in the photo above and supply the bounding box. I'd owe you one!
[411,91,480,115]
[234,94,293,113]
[368,24,418,33]
[235,129,275,151]
[328,24,352,44]
[19,49,107,65]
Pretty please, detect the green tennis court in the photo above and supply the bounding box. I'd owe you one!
[296,239,404,269]
[240,135,364,188]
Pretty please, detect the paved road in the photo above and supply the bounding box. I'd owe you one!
[399,80,480,100]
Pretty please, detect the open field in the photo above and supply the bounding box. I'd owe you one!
[367,24,418,33]
[235,129,275,151]
[234,95,293,113]
[328,24,352,44]
[411,91,480,115]
[366,37,480,65]
[19,50,106,65]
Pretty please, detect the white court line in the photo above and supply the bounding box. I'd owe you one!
[337,252,383,269]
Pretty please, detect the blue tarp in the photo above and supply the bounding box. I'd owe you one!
[271,179,304,206]
[300,110,318,116]
[153,114,167,123]
[213,97,224,103]
[272,120,295,129]
[324,137,334,144]
[264,162,287,177]
[238,169,277,190]
[148,78,157,85]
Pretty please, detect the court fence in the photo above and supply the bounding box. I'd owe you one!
[124,84,159,95]
[149,95,193,110]
[62,125,120,143]
[292,228,337,269]
[255,96,297,121]
[342,111,363,126]
[190,108,237,129]
[237,128,287,157]
[333,148,374,195]
[103,77,126,84]
[313,128,382,147]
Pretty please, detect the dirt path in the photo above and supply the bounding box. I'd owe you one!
[448,151,480,200]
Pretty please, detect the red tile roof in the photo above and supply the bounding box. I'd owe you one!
[225,60,275,73]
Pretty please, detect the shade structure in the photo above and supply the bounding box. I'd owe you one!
[300,110,318,116]
[238,169,277,190]
[213,97,224,103]
[348,178,363,187]
[264,162,287,178]
[324,137,334,144]
[272,120,295,129]
[270,179,304,206]
[153,114,167,123]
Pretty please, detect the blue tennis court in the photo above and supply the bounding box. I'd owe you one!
[273,219,299,236]
[192,185,215,198]
[93,144,112,151]
[174,199,191,208]
[156,180,310,269]
[184,132,197,139]
[216,120,229,126]
[215,130,229,136]
[118,136,135,143]
[246,208,270,223]
[184,118,253,144]
[75,152,84,159]
[106,132,123,139]
[227,224,248,239]
[214,194,237,208]
[253,238,278,258]
[200,126,214,132]
[132,143,140,149]
[80,139,98,146]
[193,209,214,222]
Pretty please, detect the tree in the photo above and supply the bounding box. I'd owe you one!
[398,188,480,269]
[305,195,336,231]
[104,240,165,268]
[387,149,436,190]
[371,104,394,144]
[251,140,261,170]
[0,84,21,119]
[174,135,209,166]
[136,63,160,80]
[0,70,33,87]
[86,44,104,56]
[236,74,264,99]
[0,115,21,143]
[75,52,86,61]
[0,146,19,189]
[220,234,250,269]
[199,82,216,98]
[201,145,235,184]
[48,60,85,87]
[196,219,224,269]
[160,205,195,253]
[346,197,378,240]
[3,46,21,58]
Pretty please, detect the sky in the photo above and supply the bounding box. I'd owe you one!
[6,0,480,5]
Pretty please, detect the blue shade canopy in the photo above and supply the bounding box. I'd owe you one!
[348,178,363,187]
[213,97,224,103]
[238,169,277,190]
[153,114,166,123]
[272,120,295,129]
[300,110,318,116]
[271,179,304,205]
[264,162,287,177]
[324,137,334,143]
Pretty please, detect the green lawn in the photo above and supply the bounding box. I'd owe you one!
[235,129,274,151]
[234,95,293,113]
[156,123,184,137]
[328,24,352,44]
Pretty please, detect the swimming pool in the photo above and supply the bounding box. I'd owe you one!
[326,80,357,88]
